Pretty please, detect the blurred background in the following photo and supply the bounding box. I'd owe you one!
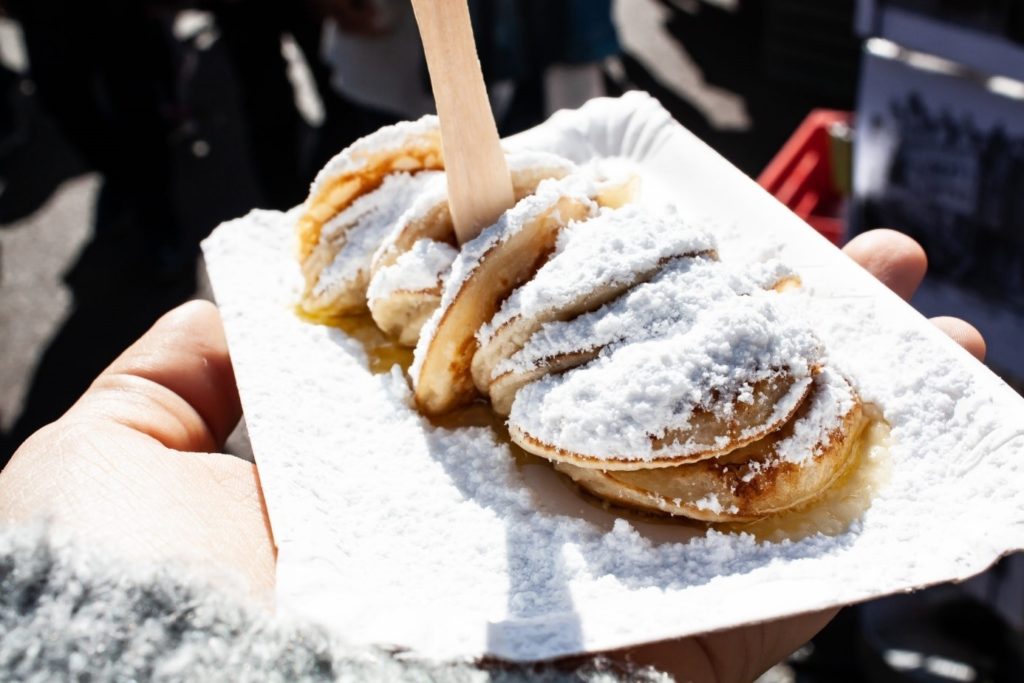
[0,0,1022,680]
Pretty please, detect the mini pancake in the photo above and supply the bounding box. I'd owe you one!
[367,239,458,346]
[471,205,716,395]
[507,292,824,469]
[300,171,440,316]
[555,368,868,521]
[296,116,442,262]
[369,151,578,278]
[488,256,721,415]
[366,152,578,343]
[411,174,605,416]
[488,257,797,415]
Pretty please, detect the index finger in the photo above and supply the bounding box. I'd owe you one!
[842,229,927,301]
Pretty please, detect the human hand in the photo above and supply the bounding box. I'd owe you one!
[0,229,985,679]
[0,301,276,599]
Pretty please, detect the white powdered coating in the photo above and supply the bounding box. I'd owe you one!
[506,149,577,175]
[366,239,458,302]
[771,367,856,466]
[307,115,438,199]
[410,174,600,383]
[313,172,440,297]
[745,258,798,290]
[693,494,724,514]
[509,293,822,461]
[439,172,599,308]
[585,156,638,184]
[372,150,577,267]
[477,205,716,344]
[497,256,747,378]
[395,173,448,226]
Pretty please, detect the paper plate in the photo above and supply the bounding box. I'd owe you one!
[202,92,1024,662]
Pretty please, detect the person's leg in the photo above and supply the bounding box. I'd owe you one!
[94,3,182,269]
[11,0,111,170]
[212,0,307,208]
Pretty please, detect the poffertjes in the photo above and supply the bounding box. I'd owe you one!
[293,122,878,523]
[366,152,579,345]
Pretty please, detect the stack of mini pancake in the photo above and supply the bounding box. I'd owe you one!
[295,117,870,522]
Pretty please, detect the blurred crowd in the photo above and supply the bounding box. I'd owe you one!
[0,0,622,454]
[0,0,618,269]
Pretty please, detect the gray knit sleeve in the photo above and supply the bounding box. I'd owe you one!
[0,525,668,682]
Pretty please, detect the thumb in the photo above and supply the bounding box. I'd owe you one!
[67,300,242,453]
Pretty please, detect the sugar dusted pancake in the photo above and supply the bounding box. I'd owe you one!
[366,239,458,346]
[411,175,600,415]
[471,205,716,394]
[411,166,643,415]
[366,152,578,345]
[296,116,442,262]
[556,368,867,521]
[287,111,873,525]
[488,257,798,415]
[508,291,823,469]
[370,151,577,278]
[586,158,642,209]
[300,171,440,316]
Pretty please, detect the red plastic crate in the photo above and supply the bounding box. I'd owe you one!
[757,109,852,245]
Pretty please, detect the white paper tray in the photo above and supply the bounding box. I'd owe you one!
[202,92,1024,662]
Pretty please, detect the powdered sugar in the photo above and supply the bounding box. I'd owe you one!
[410,174,600,382]
[496,256,777,379]
[746,258,799,290]
[367,239,458,302]
[694,494,724,514]
[509,292,822,461]
[477,204,715,344]
[772,367,857,466]
[307,115,438,199]
[313,172,440,297]
[443,174,600,310]
[371,151,576,271]
[394,174,448,226]
[506,149,577,176]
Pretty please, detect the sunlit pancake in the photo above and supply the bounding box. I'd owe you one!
[555,368,868,521]
[367,239,458,346]
[300,172,440,316]
[471,205,717,395]
[296,116,442,262]
[365,152,578,345]
[507,292,824,470]
[369,151,577,278]
[488,257,798,415]
[411,173,619,416]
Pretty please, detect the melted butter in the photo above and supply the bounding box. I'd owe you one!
[296,307,413,374]
[551,413,893,543]
[430,400,549,468]
[720,410,892,542]
[298,309,892,543]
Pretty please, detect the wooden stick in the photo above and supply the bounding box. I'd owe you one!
[411,0,514,244]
